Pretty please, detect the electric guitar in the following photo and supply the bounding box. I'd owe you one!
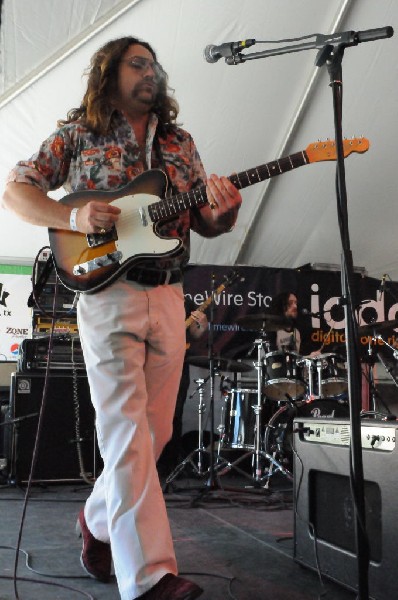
[48,137,369,294]
[185,271,240,348]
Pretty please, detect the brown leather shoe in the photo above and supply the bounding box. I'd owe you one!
[76,509,112,583]
[137,574,203,599]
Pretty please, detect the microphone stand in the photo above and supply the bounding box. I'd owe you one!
[325,44,370,600]
[219,25,393,600]
[222,28,393,65]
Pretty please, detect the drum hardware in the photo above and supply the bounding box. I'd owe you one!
[183,355,255,485]
[216,337,293,487]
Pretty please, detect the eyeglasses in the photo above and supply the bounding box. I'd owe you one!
[121,56,165,81]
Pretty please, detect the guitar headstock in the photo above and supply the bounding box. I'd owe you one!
[223,270,241,287]
[306,137,370,163]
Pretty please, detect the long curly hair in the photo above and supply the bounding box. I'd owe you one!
[58,36,179,135]
[270,291,297,317]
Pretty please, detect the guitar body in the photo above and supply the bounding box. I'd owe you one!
[49,170,183,293]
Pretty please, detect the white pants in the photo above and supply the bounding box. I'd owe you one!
[77,277,186,600]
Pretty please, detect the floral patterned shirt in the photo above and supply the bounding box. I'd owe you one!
[8,111,208,271]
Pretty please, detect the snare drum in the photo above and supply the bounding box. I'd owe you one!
[263,351,306,401]
[316,353,348,398]
[221,389,259,449]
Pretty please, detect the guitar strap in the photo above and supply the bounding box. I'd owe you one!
[154,127,208,231]
[153,130,179,198]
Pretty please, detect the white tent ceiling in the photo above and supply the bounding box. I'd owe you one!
[0,0,397,281]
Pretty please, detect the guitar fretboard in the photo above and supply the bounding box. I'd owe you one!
[148,150,308,224]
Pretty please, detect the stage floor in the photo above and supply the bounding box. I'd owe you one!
[0,467,358,600]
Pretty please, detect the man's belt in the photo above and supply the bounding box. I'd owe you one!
[126,267,182,286]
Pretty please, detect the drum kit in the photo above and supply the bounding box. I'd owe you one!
[182,311,349,487]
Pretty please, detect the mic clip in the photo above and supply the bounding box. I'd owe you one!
[302,309,324,318]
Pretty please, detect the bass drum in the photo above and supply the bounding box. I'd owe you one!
[264,398,349,471]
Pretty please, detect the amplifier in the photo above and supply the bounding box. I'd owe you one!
[34,317,79,335]
[32,287,77,312]
[5,372,101,482]
[293,417,398,600]
[297,418,396,451]
[18,335,85,372]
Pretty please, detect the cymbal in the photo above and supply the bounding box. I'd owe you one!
[358,318,398,337]
[186,355,254,373]
[236,312,293,332]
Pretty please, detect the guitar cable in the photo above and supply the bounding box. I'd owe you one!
[71,336,97,486]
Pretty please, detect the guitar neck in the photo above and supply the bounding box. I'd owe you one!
[148,150,309,224]
[185,283,227,329]
[185,297,212,329]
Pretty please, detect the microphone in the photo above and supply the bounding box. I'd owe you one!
[204,39,256,63]
[301,308,324,318]
[378,274,387,301]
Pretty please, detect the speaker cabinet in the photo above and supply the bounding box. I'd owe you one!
[6,372,102,483]
[293,417,398,600]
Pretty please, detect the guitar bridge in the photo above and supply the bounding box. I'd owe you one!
[73,251,122,276]
[87,228,116,248]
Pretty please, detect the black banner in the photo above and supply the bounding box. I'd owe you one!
[183,264,398,362]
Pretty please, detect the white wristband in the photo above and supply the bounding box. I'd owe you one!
[70,207,79,231]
